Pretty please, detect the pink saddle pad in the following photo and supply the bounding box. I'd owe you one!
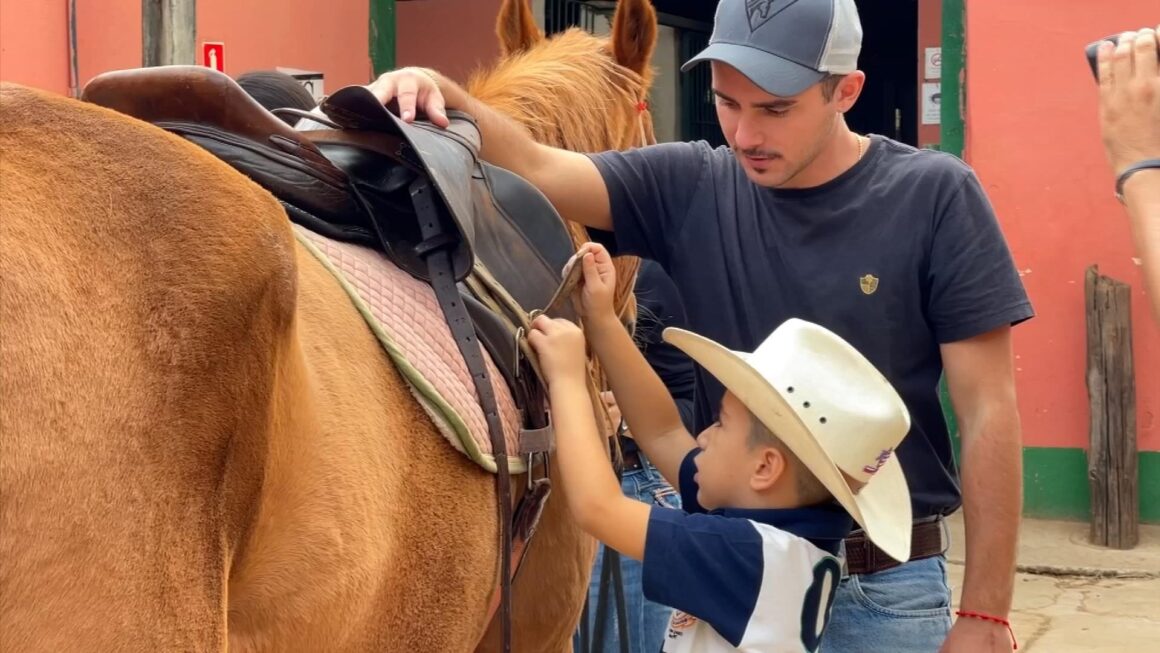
[294,226,526,474]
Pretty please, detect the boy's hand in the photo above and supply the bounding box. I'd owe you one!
[575,243,618,322]
[527,315,589,386]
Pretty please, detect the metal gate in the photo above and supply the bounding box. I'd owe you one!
[679,29,727,148]
[545,1,724,146]
[544,0,605,34]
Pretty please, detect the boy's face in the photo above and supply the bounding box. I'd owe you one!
[692,392,768,510]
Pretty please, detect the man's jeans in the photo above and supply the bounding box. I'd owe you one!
[573,457,679,653]
[821,553,953,652]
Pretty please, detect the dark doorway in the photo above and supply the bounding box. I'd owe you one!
[551,1,922,148]
[845,0,920,146]
[674,0,921,147]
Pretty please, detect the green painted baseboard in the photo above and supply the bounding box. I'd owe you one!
[1028,448,1159,524]
[956,446,1159,524]
[942,377,1155,522]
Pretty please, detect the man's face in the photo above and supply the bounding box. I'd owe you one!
[711,62,846,188]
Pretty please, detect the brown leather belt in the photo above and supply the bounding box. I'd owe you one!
[621,448,644,472]
[843,516,946,575]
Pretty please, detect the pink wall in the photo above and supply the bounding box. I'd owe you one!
[0,0,370,95]
[0,0,69,94]
[965,1,1159,451]
[197,0,371,90]
[76,0,141,89]
[396,0,503,84]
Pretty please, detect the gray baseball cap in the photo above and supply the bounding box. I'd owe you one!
[681,0,863,98]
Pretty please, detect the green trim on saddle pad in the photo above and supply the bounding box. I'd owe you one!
[293,228,527,475]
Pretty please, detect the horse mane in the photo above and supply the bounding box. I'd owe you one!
[466,28,647,153]
[467,27,650,437]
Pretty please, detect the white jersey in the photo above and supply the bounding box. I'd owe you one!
[642,450,852,653]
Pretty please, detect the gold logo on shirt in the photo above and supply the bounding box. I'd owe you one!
[860,274,879,295]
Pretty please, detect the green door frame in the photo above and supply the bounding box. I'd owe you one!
[940,0,966,160]
[940,0,965,458]
[370,0,397,77]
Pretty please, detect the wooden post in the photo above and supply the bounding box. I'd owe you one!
[1085,265,1138,549]
[142,0,196,67]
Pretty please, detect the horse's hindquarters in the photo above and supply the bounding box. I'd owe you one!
[223,242,505,652]
[0,84,297,651]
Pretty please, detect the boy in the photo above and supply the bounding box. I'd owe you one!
[528,243,913,653]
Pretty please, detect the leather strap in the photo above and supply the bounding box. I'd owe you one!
[409,178,514,652]
[483,472,552,626]
[843,517,945,576]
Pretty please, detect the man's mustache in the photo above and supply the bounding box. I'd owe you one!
[739,148,781,158]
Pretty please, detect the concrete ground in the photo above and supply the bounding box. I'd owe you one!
[946,513,1160,652]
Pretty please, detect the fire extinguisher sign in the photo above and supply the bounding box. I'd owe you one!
[203,42,225,72]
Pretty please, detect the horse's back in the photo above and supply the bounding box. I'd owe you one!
[0,82,297,651]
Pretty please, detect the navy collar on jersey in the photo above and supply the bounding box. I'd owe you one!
[708,502,853,555]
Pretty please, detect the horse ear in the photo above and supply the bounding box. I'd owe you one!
[610,0,658,81]
[496,0,544,57]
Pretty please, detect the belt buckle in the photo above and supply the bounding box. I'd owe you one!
[620,447,643,472]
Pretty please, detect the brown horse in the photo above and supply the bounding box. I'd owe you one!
[0,1,657,652]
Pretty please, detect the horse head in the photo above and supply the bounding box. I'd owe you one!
[470,0,661,331]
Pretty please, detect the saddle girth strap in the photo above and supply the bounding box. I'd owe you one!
[407,178,515,651]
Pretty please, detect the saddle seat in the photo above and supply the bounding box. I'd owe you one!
[81,65,583,437]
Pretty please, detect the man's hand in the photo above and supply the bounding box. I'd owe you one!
[940,616,1015,653]
[1098,27,1160,175]
[527,315,589,388]
[575,242,618,323]
[366,67,451,127]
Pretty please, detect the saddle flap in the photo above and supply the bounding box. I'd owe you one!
[321,86,482,254]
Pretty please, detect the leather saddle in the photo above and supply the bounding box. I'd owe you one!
[82,66,579,426]
[82,65,583,651]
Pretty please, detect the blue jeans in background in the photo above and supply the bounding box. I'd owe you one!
[573,456,679,653]
[821,553,953,652]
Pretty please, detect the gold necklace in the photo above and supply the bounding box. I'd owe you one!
[856,134,866,161]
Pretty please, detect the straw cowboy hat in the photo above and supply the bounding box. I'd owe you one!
[664,318,913,562]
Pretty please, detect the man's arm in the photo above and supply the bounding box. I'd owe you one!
[1122,171,1160,323]
[1098,27,1160,323]
[367,67,614,231]
[939,327,1022,653]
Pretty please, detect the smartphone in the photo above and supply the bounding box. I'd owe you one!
[1086,34,1120,81]
[1087,32,1160,81]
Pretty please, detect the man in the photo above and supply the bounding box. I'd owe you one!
[1097,26,1160,323]
[369,1,1031,650]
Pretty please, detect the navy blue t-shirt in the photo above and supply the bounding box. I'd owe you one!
[589,136,1034,517]
[622,260,696,457]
